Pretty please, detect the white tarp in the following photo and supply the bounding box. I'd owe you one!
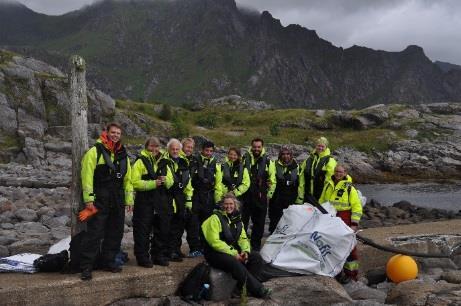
[48,236,71,254]
[260,203,356,277]
[0,253,41,273]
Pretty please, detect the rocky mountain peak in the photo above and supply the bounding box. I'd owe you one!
[1,1,461,108]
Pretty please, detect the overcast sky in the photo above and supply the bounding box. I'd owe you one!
[10,0,461,64]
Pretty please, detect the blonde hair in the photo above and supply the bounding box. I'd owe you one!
[316,136,329,147]
[220,193,241,211]
[181,137,195,147]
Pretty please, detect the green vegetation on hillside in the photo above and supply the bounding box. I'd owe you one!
[115,99,439,152]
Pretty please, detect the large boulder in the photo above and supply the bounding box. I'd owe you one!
[386,279,461,305]
[265,275,352,305]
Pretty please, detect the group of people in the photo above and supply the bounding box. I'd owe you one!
[77,122,363,295]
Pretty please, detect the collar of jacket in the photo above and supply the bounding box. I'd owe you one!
[247,147,266,163]
[141,148,164,162]
[311,147,331,158]
[200,154,214,162]
[277,159,296,167]
[327,174,353,188]
[224,157,242,166]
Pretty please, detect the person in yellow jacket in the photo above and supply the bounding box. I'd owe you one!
[242,138,276,251]
[179,137,203,258]
[79,122,134,281]
[215,147,250,203]
[297,136,336,203]
[164,138,194,261]
[269,146,299,234]
[131,136,174,267]
[202,193,271,299]
[319,164,362,282]
[190,140,223,224]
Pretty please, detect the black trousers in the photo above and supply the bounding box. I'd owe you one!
[192,189,216,224]
[80,196,125,271]
[205,250,265,298]
[242,193,267,251]
[133,193,171,261]
[184,208,201,252]
[268,191,297,234]
[169,193,186,254]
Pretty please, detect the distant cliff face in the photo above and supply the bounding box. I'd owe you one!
[1,0,461,108]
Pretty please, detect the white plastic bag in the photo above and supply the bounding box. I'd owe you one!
[261,204,356,277]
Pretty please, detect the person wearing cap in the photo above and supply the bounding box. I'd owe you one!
[79,122,134,281]
[297,136,336,204]
[319,164,362,283]
[131,136,174,267]
[190,140,222,224]
[268,146,299,234]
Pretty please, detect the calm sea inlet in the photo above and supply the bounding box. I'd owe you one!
[356,181,461,212]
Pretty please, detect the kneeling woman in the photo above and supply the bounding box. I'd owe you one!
[201,193,271,298]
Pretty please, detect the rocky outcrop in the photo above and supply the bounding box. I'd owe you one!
[194,95,272,111]
[0,51,145,164]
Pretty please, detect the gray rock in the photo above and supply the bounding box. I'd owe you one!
[44,141,72,154]
[315,109,326,117]
[51,226,69,240]
[12,56,65,77]
[0,245,9,257]
[15,208,38,222]
[113,112,146,137]
[41,215,69,229]
[17,108,47,139]
[441,270,461,284]
[11,188,27,201]
[265,275,352,305]
[209,267,238,300]
[9,238,49,255]
[343,281,387,303]
[0,200,16,213]
[0,93,17,135]
[1,223,14,230]
[0,235,18,246]
[94,89,116,116]
[405,129,418,138]
[386,279,461,306]
[0,211,14,223]
[22,137,46,166]
[16,221,49,233]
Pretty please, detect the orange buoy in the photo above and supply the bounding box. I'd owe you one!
[386,254,418,283]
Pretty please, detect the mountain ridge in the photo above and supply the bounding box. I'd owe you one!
[1,0,461,108]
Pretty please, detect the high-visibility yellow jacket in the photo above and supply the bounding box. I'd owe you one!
[81,139,134,205]
[131,149,174,192]
[201,210,250,256]
[215,158,250,202]
[319,175,362,224]
[164,152,193,208]
[191,154,223,204]
[243,148,276,199]
[297,147,336,203]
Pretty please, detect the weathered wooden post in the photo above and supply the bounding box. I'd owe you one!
[69,55,88,237]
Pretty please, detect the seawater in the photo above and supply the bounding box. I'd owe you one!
[356,182,461,212]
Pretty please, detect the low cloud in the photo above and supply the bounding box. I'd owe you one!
[9,0,461,64]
